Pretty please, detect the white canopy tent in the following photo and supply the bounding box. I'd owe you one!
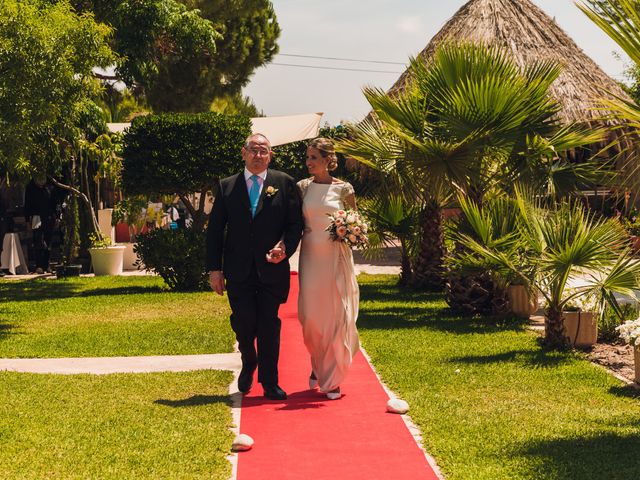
[107,112,323,146]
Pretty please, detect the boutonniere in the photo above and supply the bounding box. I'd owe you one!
[265,186,279,198]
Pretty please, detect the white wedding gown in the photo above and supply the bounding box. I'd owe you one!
[297,179,360,392]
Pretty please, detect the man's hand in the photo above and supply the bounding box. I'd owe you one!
[209,271,225,295]
[266,241,286,264]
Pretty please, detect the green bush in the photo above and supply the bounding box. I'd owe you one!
[134,228,208,291]
[122,112,251,229]
[599,302,639,342]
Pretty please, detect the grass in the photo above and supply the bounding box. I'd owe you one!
[357,274,640,480]
[0,276,234,358]
[0,370,234,479]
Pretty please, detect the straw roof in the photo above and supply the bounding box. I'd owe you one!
[386,0,631,125]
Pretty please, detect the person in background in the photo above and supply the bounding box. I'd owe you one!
[24,175,56,274]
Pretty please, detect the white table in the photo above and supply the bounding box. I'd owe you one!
[1,233,28,275]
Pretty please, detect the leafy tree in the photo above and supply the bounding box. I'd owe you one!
[210,92,262,117]
[121,112,251,230]
[68,0,279,112]
[0,0,113,176]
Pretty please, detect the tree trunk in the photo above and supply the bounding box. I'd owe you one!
[446,272,510,316]
[398,238,413,286]
[544,306,570,349]
[411,200,445,291]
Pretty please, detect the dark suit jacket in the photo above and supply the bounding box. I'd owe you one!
[206,169,303,297]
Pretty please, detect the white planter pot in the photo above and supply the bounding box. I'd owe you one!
[89,246,125,276]
[119,242,141,270]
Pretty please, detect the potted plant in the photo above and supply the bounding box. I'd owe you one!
[507,281,539,318]
[451,190,640,349]
[112,197,147,269]
[616,318,640,384]
[562,293,598,348]
[88,232,125,276]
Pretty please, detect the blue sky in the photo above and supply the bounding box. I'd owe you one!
[243,0,630,125]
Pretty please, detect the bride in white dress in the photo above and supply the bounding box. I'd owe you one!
[297,138,360,400]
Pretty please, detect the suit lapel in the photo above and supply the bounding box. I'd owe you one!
[254,170,276,219]
[231,173,252,219]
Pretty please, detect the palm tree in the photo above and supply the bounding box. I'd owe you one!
[360,193,421,286]
[338,42,604,299]
[451,189,640,348]
[578,0,640,197]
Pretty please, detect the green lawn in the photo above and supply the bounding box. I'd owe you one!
[357,274,640,480]
[0,370,234,479]
[3,274,640,479]
[0,276,234,357]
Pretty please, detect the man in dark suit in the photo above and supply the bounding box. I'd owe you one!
[206,133,303,400]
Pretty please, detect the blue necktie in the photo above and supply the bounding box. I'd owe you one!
[249,174,260,217]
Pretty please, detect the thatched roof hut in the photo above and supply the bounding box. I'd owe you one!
[387,0,631,126]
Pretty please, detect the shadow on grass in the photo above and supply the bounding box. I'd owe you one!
[0,322,17,341]
[154,395,231,408]
[77,286,166,297]
[518,433,640,480]
[359,279,529,334]
[359,308,528,335]
[0,280,166,302]
[608,385,640,399]
[449,348,572,368]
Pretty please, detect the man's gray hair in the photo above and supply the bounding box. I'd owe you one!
[244,133,271,149]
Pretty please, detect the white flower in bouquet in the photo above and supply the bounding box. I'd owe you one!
[326,208,370,248]
[616,318,640,347]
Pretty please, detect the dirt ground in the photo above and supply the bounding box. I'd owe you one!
[587,342,637,383]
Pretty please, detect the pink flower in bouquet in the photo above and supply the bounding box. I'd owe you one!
[346,214,355,223]
[336,210,346,217]
[353,226,361,235]
[337,226,348,237]
[348,234,357,243]
[335,218,344,226]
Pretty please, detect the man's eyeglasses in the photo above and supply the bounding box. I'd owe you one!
[248,147,270,156]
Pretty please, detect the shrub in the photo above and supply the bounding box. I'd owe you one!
[134,228,208,291]
[122,112,251,229]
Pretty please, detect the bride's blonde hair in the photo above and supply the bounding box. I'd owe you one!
[308,137,338,171]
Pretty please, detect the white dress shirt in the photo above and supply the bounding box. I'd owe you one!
[244,168,267,196]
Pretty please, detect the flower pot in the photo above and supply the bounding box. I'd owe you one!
[562,311,597,347]
[507,285,538,318]
[635,347,640,384]
[55,264,82,279]
[89,246,125,276]
[119,242,142,270]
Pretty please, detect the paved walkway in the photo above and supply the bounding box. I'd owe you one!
[0,353,241,375]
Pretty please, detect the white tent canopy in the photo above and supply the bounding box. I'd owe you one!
[250,112,323,146]
[107,112,323,146]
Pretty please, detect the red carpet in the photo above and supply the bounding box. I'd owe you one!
[237,273,440,480]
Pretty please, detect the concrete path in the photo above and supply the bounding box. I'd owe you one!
[0,353,241,375]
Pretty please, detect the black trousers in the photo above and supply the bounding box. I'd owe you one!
[226,264,283,386]
[32,220,54,270]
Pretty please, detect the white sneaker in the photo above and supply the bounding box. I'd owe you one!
[326,388,341,400]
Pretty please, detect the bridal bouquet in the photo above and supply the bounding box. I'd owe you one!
[326,209,369,248]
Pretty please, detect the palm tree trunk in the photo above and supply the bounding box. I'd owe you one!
[411,200,445,291]
[399,238,413,286]
[544,306,570,349]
